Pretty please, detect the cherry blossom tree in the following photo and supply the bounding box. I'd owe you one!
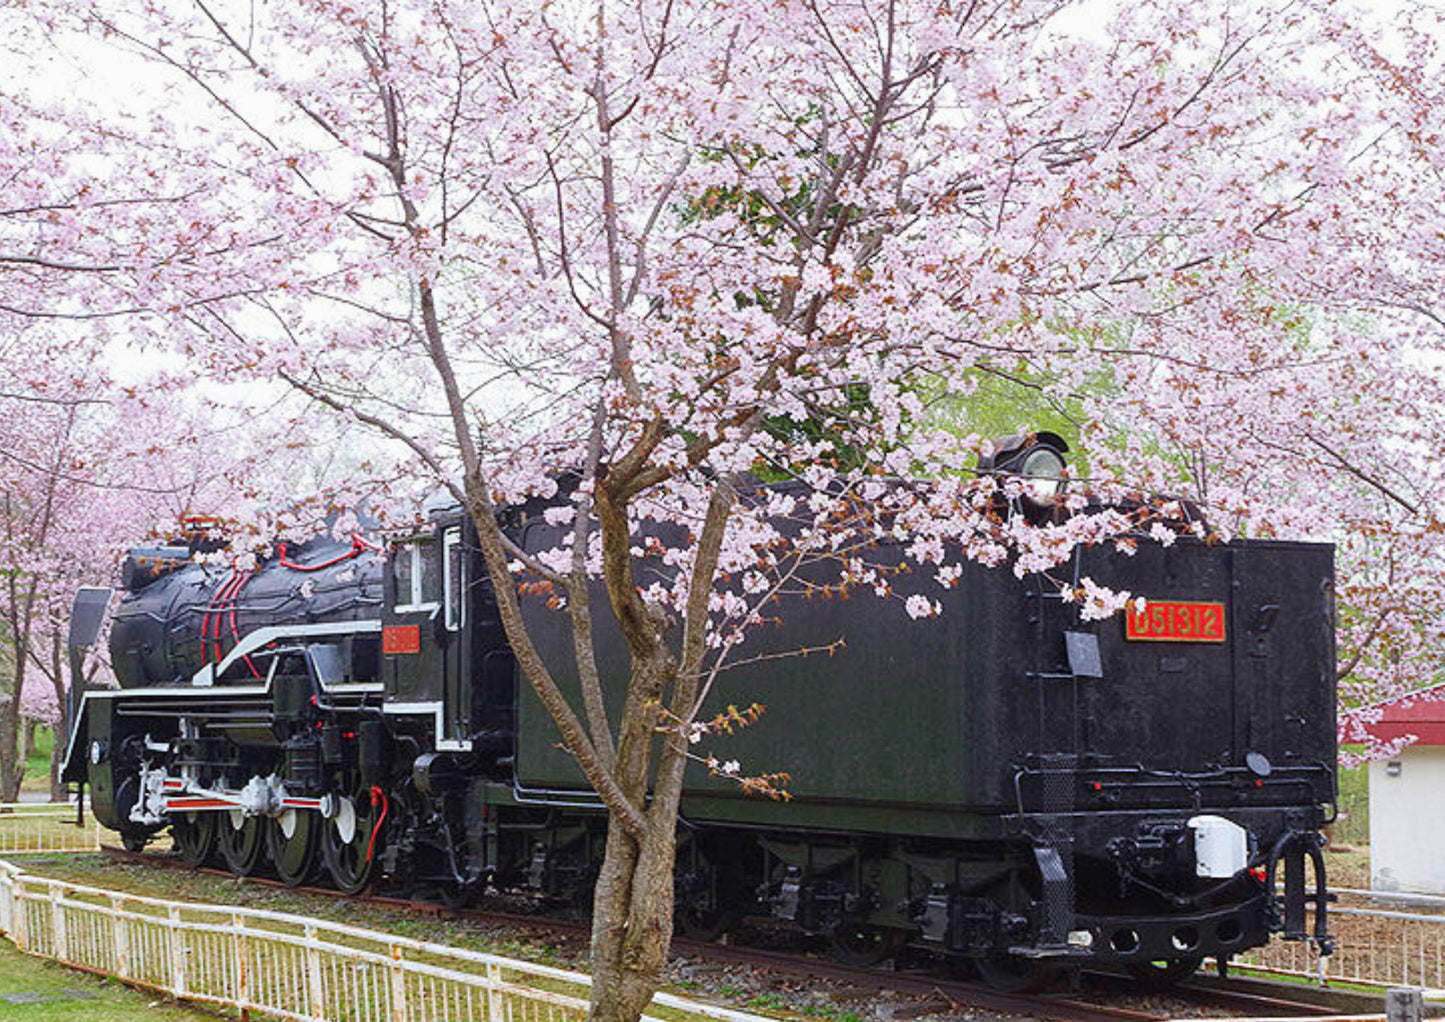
[0,341,349,799]
[0,365,173,800]
[7,0,1445,1016]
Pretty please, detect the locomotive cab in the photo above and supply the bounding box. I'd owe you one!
[381,517,516,760]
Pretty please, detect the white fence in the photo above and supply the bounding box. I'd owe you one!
[6,791,1444,1006]
[0,860,770,1022]
[0,801,100,855]
[1231,888,1445,995]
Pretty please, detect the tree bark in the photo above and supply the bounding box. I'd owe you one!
[49,633,66,802]
[0,691,22,802]
[0,632,25,802]
[588,809,678,1022]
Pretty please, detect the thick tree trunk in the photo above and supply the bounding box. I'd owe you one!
[22,718,36,760]
[589,813,678,1022]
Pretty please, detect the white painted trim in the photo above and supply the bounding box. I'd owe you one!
[393,600,441,614]
[191,620,382,687]
[324,683,386,695]
[392,536,443,613]
[63,622,385,776]
[381,701,445,713]
[79,686,269,700]
[382,701,473,752]
[443,527,463,632]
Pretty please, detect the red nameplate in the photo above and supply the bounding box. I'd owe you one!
[383,624,421,654]
[1125,600,1226,643]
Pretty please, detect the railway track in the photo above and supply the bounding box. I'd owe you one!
[89,845,1375,1022]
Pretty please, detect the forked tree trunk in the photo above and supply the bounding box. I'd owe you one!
[589,814,679,1022]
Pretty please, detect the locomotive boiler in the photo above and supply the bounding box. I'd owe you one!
[62,439,1336,989]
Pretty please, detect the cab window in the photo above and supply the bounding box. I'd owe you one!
[443,528,464,631]
[392,538,441,612]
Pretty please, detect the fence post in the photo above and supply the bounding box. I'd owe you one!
[1387,987,1424,1022]
[49,885,68,962]
[306,922,325,1021]
[11,875,28,951]
[390,943,409,1022]
[168,904,187,996]
[233,910,249,1015]
[487,962,505,1022]
[0,868,12,938]
[112,895,130,981]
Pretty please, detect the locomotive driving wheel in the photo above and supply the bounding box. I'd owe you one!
[266,810,319,887]
[217,810,266,875]
[172,812,217,867]
[321,785,383,894]
[974,954,1063,994]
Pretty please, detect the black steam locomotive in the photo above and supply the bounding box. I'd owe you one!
[62,438,1335,988]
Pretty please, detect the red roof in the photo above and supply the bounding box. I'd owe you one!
[1366,683,1445,747]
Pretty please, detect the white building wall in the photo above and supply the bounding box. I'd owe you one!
[1370,746,1445,895]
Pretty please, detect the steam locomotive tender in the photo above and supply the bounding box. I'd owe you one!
[63,438,1335,988]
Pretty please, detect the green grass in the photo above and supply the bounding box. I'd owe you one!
[1332,750,1370,848]
[0,941,215,1021]
[745,992,789,1010]
[19,727,56,798]
[799,1006,863,1022]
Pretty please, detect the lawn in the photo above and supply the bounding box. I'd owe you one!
[19,727,57,800]
[1331,749,1370,849]
[0,942,215,1021]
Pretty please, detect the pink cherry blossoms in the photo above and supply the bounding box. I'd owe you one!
[0,0,1440,757]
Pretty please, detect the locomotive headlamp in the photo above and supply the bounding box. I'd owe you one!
[1016,446,1067,506]
[979,431,1070,509]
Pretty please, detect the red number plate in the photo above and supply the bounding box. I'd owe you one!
[383,624,421,654]
[1125,600,1226,643]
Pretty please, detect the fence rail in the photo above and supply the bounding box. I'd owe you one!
[0,859,770,1022]
[6,795,1445,1008]
[1228,887,1445,996]
[0,801,100,855]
